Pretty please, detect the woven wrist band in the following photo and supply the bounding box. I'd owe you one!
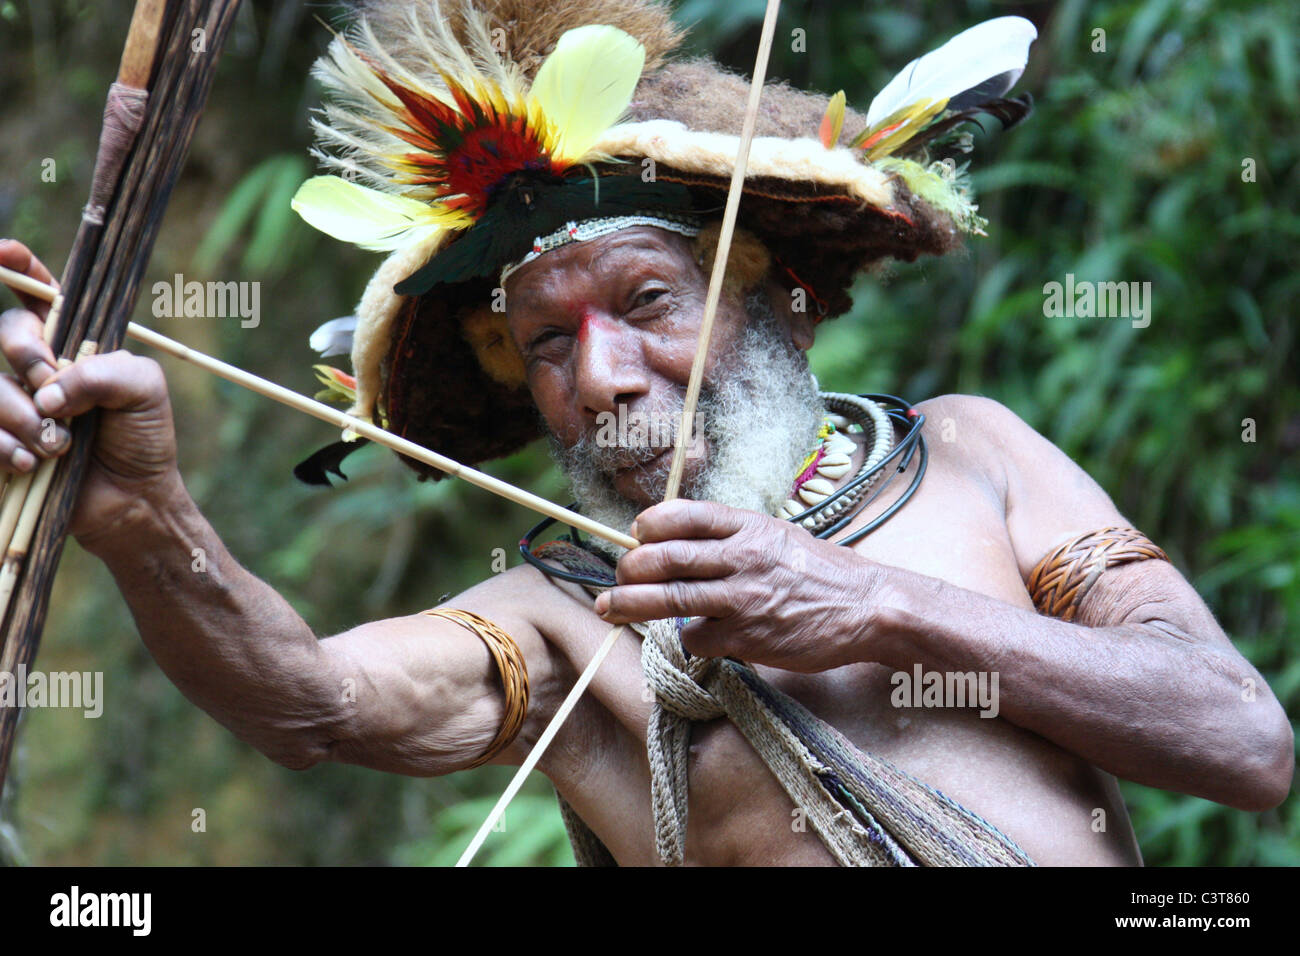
[1026,526,1170,622]
[421,607,530,768]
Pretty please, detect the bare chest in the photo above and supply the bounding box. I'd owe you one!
[541,443,1135,865]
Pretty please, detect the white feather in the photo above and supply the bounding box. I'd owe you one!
[310,316,357,358]
[865,16,1038,129]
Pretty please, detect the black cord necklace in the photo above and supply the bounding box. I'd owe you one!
[519,392,927,588]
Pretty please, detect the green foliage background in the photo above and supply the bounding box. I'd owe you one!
[0,0,1294,865]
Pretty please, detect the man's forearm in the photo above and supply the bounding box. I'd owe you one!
[871,566,1293,810]
[80,470,344,768]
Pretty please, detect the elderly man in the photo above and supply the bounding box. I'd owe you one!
[0,0,1291,866]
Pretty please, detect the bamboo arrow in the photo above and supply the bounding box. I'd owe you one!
[0,265,637,553]
[0,0,243,791]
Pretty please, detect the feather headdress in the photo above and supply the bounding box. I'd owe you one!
[291,7,693,291]
[817,16,1036,233]
[290,1,1037,483]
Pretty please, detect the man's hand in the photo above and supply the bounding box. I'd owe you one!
[593,499,884,672]
[0,240,180,548]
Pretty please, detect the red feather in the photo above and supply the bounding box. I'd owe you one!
[362,57,562,218]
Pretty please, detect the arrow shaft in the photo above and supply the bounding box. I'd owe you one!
[0,266,637,551]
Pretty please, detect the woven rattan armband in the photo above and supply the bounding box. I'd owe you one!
[421,608,530,768]
[1027,527,1170,622]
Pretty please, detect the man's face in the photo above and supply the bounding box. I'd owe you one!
[503,225,820,524]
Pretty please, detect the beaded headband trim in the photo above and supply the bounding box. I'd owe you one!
[499,212,704,285]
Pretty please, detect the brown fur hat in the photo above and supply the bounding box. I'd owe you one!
[353,0,685,79]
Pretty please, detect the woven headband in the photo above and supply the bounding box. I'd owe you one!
[499,211,704,285]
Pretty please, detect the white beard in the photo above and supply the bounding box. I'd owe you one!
[547,289,826,550]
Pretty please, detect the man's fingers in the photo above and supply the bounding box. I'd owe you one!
[0,308,59,389]
[615,537,733,585]
[678,618,735,660]
[0,373,69,468]
[32,350,165,419]
[0,240,57,287]
[0,240,58,320]
[632,499,749,544]
[595,579,731,624]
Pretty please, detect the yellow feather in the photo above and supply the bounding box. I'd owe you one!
[820,90,846,148]
[529,25,645,164]
[853,98,949,161]
[291,175,452,251]
[312,364,358,404]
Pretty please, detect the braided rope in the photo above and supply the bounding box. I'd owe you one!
[639,620,723,864]
[636,615,1032,866]
[422,608,530,768]
[1026,527,1170,622]
[535,534,1036,866]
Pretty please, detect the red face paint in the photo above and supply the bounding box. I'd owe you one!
[576,308,608,343]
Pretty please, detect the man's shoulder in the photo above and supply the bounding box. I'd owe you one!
[909,392,1038,503]
[914,393,1130,576]
[913,392,1032,438]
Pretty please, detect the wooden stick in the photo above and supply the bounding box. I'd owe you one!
[0,265,56,305]
[126,323,638,549]
[455,625,626,867]
[0,266,638,551]
[0,347,90,626]
[0,0,242,795]
[663,0,783,501]
[0,273,72,620]
[0,449,58,622]
[0,473,34,573]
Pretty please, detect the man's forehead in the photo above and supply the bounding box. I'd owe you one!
[506,227,693,304]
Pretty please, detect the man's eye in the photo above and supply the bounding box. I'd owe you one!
[529,329,566,348]
[632,288,667,309]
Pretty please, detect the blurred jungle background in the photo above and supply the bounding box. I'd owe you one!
[0,0,1295,866]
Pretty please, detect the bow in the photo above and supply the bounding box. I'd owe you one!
[2,0,784,859]
[0,0,636,802]
[0,0,245,789]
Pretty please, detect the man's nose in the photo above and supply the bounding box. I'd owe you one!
[572,313,648,419]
